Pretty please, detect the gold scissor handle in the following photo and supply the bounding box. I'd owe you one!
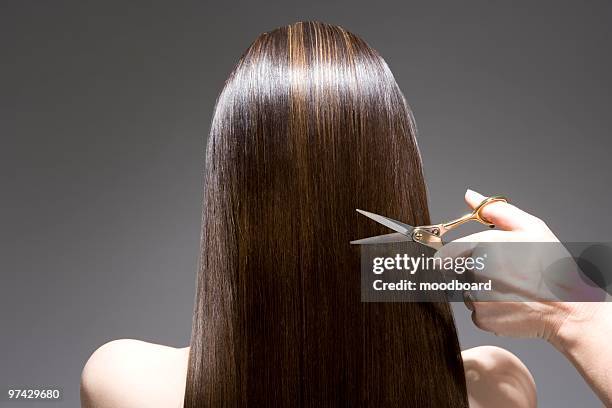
[475,195,509,225]
[412,195,509,248]
[443,195,509,231]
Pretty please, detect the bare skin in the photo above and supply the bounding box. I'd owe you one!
[80,340,189,408]
[80,340,536,408]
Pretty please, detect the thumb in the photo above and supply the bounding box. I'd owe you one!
[464,189,537,231]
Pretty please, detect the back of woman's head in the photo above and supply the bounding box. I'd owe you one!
[185,21,468,407]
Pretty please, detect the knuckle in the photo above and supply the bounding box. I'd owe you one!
[470,311,482,328]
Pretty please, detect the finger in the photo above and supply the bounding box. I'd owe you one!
[470,301,494,331]
[463,290,475,311]
[452,229,508,243]
[434,240,477,260]
[434,230,505,260]
[470,309,482,329]
[465,189,539,231]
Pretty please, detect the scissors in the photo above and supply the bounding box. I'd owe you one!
[350,195,508,250]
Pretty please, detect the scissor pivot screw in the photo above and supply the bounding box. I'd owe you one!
[414,231,423,240]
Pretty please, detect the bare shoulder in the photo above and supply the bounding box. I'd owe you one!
[462,346,537,408]
[80,339,190,408]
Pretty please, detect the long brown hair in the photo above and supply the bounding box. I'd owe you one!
[185,21,468,407]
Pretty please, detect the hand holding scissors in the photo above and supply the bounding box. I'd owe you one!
[354,188,612,406]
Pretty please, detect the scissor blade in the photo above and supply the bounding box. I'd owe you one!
[355,209,415,237]
[350,232,411,245]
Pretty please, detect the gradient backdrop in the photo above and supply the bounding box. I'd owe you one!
[2,1,611,406]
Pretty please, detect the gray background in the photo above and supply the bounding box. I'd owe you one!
[2,1,611,406]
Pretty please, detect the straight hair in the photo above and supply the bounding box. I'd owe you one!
[185,21,468,407]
